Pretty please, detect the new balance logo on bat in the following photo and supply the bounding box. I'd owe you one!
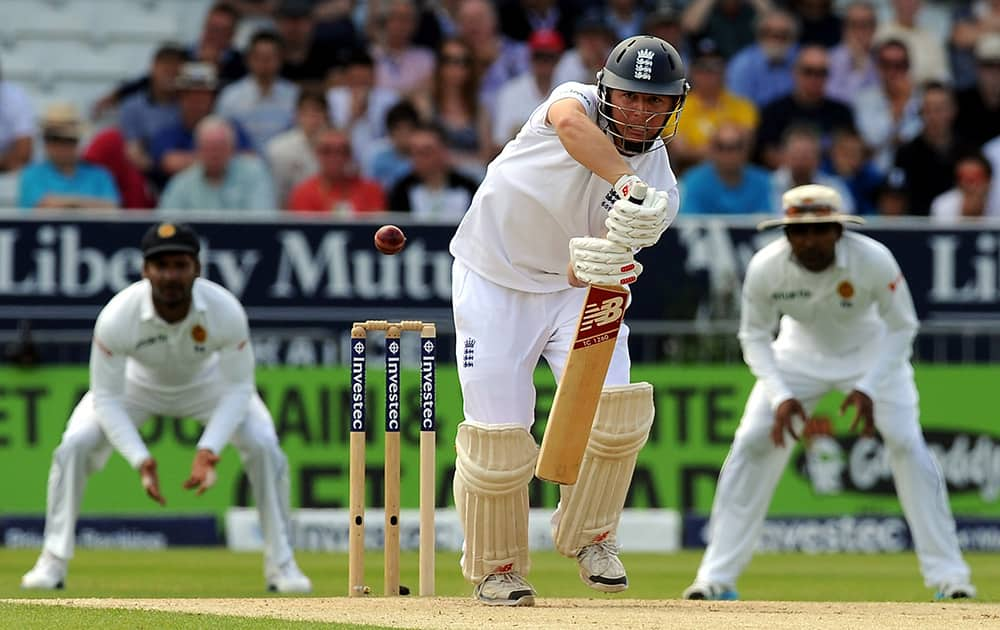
[579,295,625,332]
[574,286,627,350]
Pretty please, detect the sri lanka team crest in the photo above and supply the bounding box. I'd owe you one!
[191,325,207,343]
[837,281,854,299]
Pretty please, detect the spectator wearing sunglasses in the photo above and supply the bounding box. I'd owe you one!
[853,38,922,173]
[680,123,771,215]
[755,45,854,169]
[287,128,386,213]
[874,0,950,85]
[18,103,119,210]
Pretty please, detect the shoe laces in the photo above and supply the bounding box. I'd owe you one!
[487,572,527,588]
[579,538,620,560]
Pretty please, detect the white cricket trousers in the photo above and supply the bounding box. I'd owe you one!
[41,380,295,572]
[452,260,631,428]
[695,360,971,588]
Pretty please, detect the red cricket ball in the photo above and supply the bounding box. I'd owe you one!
[374,224,406,255]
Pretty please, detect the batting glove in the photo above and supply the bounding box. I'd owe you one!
[605,186,673,249]
[569,237,643,286]
[612,173,646,201]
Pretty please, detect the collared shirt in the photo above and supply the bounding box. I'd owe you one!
[725,44,799,108]
[0,81,34,154]
[675,90,758,152]
[288,174,386,214]
[90,278,255,467]
[157,155,276,212]
[17,160,120,209]
[825,44,878,107]
[118,90,181,145]
[150,118,255,167]
[680,162,772,215]
[739,231,918,407]
[266,127,318,207]
[374,45,436,94]
[215,76,300,153]
[852,86,923,173]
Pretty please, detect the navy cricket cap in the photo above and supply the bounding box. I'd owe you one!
[141,222,201,259]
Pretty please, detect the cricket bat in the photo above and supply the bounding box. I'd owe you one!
[535,184,645,485]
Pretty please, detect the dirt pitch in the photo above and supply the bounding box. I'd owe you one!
[7,597,1000,629]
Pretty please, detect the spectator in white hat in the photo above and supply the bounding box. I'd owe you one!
[17,103,119,210]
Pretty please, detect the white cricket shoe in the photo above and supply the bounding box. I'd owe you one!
[935,582,976,600]
[474,572,536,606]
[266,559,312,594]
[21,551,67,590]
[576,538,628,592]
[683,581,739,600]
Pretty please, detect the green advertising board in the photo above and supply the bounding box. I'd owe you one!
[0,365,997,519]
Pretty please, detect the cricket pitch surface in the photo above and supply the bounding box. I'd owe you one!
[10,597,1000,629]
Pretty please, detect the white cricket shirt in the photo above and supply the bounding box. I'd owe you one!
[450,81,679,292]
[739,230,919,407]
[90,278,255,468]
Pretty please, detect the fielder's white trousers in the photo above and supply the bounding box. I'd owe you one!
[452,259,631,428]
[41,380,295,574]
[695,360,971,588]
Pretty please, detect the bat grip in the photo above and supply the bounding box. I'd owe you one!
[628,182,647,204]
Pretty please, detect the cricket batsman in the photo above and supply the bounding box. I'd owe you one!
[683,185,976,601]
[448,34,689,605]
[21,223,311,593]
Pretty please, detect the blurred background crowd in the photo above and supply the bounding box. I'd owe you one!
[1,0,999,222]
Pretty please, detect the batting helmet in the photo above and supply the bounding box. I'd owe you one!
[597,35,689,154]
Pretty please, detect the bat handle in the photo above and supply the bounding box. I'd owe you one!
[628,182,647,204]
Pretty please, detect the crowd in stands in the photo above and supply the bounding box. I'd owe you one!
[1,0,1000,222]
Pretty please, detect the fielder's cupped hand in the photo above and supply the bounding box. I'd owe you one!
[568,237,642,286]
[183,448,220,496]
[139,457,166,506]
[841,389,875,437]
[605,187,672,250]
[771,398,807,447]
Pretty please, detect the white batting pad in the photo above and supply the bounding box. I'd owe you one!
[454,422,538,582]
[552,382,654,556]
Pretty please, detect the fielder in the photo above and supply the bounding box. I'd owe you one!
[21,222,312,594]
[448,35,688,605]
[683,185,975,601]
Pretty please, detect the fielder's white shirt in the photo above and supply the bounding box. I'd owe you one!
[90,278,255,468]
[739,230,918,407]
[450,81,679,293]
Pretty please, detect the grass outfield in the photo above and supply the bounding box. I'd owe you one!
[1,548,997,628]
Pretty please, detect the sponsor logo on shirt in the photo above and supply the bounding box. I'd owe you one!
[770,289,811,300]
[565,88,593,107]
[134,334,167,350]
[191,325,207,343]
[837,281,854,299]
